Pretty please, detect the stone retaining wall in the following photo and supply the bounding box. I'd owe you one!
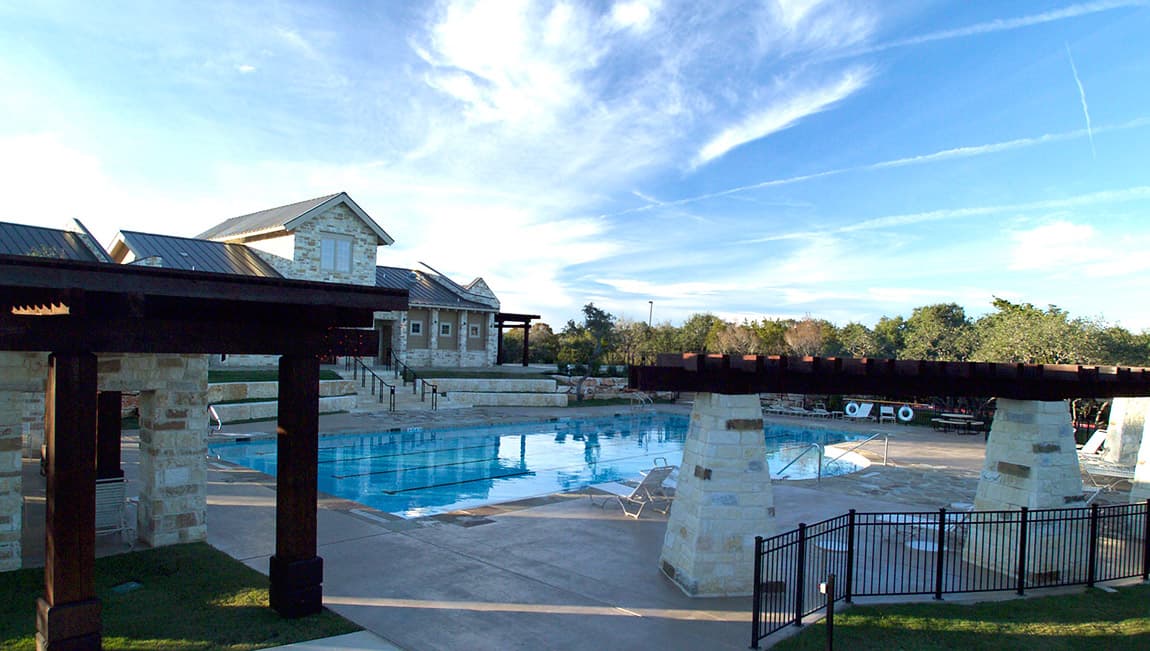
[211,395,357,423]
[448,392,568,407]
[207,379,356,403]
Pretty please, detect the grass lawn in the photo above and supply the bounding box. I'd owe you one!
[415,369,556,380]
[0,543,360,651]
[772,583,1150,650]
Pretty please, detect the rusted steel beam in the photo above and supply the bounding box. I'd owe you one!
[630,354,1150,399]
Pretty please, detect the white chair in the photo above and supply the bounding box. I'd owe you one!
[95,477,135,546]
[844,402,875,421]
[590,464,676,519]
[878,405,896,424]
[1077,429,1107,456]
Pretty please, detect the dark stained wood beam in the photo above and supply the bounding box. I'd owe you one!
[630,354,1150,400]
[37,352,101,651]
[96,391,123,481]
[269,355,323,618]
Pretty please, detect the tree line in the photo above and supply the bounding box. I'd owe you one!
[500,298,1150,371]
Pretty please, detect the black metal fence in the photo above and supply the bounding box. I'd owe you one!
[751,501,1150,648]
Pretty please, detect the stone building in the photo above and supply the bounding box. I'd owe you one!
[107,192,501,367]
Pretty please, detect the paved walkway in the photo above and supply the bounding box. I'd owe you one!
[19,401,1132,650]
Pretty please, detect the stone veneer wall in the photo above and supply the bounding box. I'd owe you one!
[660,393,774,597]
[1104,397,1148,466]
[289,205,378,286]
[0,351,211,568]
[966,399,1087,581]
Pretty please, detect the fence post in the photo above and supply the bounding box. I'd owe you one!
[822,573,835,651]
[1016,507,1029,596]
[934,508,946,600]
[1087,503,1099,588]
[751,535,764,649]
[795,523,807,628]
[845,510,855,604]
[1143,499,1150,582]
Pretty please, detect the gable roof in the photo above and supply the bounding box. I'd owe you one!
[375,266,497,311]
[0,221,107,262]
[110,230,282,277]
[196,192,395,245]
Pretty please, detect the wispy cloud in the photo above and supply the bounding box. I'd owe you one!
[694,65,872,167]
[848,0,1147,57]
[1065,43,1096,159]
[615,117,1150,218]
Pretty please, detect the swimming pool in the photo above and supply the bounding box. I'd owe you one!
[208,413,871,518]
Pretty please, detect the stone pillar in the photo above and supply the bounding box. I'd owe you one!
[0,393,22,572]
[458,311,468,366]
[659,393,774,597]
[1130,435,1150,504]
[38,352,101,651]
[135,356,209,547]
[1104,397,1148,466]
[966,399,1086,581]
[429,309,440,353]
[486,313,498,366]
[270,355,323,618]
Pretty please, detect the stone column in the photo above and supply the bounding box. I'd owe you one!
[135,355,209,547]
[429,309,440,353]
[660,393,774,597]
[966,399,1086,581]
[458,311,468,366]
[1104,397,1148,466]
[0,392,22,572]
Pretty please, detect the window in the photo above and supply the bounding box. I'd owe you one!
[440,323,452,337]
[320,236,352,272]
[409,320,423,336]
[469,325,481,338]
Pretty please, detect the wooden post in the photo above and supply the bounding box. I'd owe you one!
[521,323,530,367]
[269,355,323,618]
[496,324,504,366]
[96,391,123,480]
[37,352,101,651]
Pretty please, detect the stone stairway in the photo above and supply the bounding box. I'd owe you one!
[341,365,467,413]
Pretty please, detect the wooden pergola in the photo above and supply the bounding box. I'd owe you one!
[631,353,1150,399]
[0,255,407,650]
[494,312,541,367]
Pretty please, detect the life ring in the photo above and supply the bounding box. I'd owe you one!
[845,402,860,417]
[897,405,915,422]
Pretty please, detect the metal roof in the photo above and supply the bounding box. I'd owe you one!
[375,266,495,311]
[116,231,282,277]
[196,192,394,245]
[0,222,104,262]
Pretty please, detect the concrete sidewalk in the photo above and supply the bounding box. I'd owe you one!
[205,407,994,651]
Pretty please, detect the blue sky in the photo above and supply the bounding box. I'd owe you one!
[2,1,1150,330]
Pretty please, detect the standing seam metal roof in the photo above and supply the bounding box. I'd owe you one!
[117,231,282,277]
[0,222,103,261]
[375,266,495,311]
[195,193,341,240]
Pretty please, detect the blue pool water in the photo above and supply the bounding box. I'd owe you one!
[208,413,870,518]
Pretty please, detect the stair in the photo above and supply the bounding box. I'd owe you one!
[342,365,465,412]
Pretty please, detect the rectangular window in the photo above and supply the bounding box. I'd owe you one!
[320,236,352,272]
[469,325,480,338]
[409,320,423,336]
[440,323,452,337]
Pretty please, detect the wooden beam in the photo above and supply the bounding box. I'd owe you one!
[631,354,1150,399]
[269,355,323,618]
[96,391,123,481]
[37,352,101,651]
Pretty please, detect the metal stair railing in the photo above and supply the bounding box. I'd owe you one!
[345,356,396,412]
[388,350,439,410]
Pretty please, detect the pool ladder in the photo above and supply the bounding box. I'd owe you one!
[774,432,891,483]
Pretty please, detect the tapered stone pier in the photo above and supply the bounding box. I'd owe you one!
[659,393,774,597]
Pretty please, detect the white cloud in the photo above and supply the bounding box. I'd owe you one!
[694,66,871,166]
[236,63,256,73]
[609,0,659,32]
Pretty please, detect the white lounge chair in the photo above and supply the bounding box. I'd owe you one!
[878,405,896,424]
[1080,457,1135,492]
[96,477,134,546]
[844,402,875,421]
[590,464,676,519]
[1077,429,1107,456]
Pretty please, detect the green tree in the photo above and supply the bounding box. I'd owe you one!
[902,303,974,361]
[527,322,558,364]
[501,327,524,364]
[971,298,1100,364]
[873,315,906,358]
[558,303,617,401]
[838,322,880,357]
[749,319,791,355]
[677,313,722,353]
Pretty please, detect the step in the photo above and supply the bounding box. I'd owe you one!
[430,378,558,393]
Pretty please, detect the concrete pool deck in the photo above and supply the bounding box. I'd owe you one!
[20,403,1131,650]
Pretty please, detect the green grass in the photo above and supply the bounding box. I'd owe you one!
[772,584,1150,650]
[208,370,343,383]
[415,369,555,380]
[0,543,360,651]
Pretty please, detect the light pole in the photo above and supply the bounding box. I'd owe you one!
[648,300,653,327]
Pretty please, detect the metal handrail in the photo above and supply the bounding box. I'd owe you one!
[627,391,653,411]
[775,442,823,481]
[389,350,439,411]
[348,357,396,412]
[825,432,890,469]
